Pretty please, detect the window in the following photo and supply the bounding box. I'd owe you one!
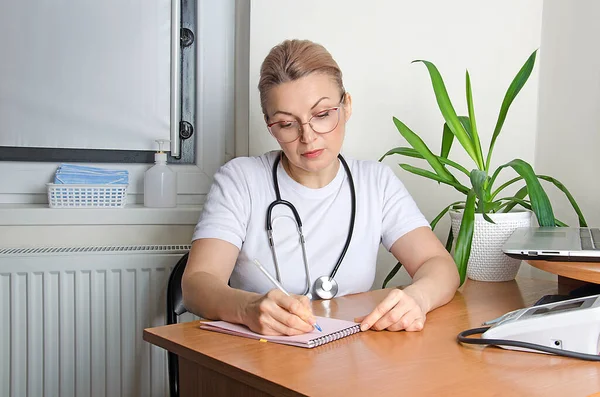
[0,0,241,205]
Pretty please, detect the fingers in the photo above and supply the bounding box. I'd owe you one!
[403,316,425,332]
[277,292,316,326]
[359,289,426,332]
[298,294,312,312]
[294,294,313,317]
[256,290,315,335]
[377,306,425,332]
[359,289,404,331]
[253,302,313,335]
[370,298,412,331]
[257,309,312,336]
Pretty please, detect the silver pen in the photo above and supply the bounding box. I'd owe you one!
[252,259,322,332]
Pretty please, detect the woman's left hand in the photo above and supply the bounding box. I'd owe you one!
[354,287,428,332]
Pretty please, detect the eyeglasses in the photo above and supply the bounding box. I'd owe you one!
[267,98,344,144]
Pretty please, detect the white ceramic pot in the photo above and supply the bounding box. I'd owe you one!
[449,210,532,282]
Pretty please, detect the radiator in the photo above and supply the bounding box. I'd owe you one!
[0,244,195,397]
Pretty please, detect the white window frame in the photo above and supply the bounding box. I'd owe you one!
[0,0,246,206]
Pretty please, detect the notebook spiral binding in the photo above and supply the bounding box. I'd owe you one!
[308,324,361,348]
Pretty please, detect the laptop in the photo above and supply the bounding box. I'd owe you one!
[503,227,600,262]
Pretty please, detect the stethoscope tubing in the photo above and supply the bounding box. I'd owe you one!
[266,152,356,296]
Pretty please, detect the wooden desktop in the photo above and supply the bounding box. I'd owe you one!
[144,278,600,397]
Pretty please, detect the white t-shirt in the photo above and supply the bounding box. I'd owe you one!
[192,151,430,297]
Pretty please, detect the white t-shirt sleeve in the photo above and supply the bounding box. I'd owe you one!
[379,164,431,251]
[191,160,250,249]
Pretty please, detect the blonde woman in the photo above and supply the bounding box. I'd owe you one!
[182,39,459,336]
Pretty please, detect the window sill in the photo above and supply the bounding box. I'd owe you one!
[0,204,202,226]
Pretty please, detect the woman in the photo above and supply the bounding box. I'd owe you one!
[182,39,459,336]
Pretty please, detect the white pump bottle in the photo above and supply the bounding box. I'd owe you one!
[144,139,177,208]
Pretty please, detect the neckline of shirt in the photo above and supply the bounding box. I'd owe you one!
[273,152,347,199]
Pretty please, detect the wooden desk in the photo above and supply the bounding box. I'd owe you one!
[144,279,600,397]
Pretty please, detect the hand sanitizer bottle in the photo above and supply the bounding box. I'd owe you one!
[144,139,177,208]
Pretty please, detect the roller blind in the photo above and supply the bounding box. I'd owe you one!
[0,0,171,151]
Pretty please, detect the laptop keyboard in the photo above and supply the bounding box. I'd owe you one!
[580,228,600,250]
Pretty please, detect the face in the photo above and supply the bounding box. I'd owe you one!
[264,73,352,175]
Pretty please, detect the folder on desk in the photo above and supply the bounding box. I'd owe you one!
[200,316,361,348]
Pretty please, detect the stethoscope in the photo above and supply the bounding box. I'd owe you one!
[266,152,356,299]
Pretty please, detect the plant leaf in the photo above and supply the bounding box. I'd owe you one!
[431,201,465,230]
[379,147,414,162]
[413,60,481,168]
[441,116,472,158]
[486,50,537,170]
[490,176,523,200]
[495,196,531,212]
[458,116,473,139]
[537,175,588,227]
[482,213,494,224]
[382,262,403,288]
[454,190,476,286]
[502,186,528,213]
[399,164,470,194]
[555,219,568,227]
[486,200,504,213]
[470,169,488,212]
[470,169,494,223]
[496,196,532,212]
[491,159,555,226]
[465,71,484,168]
[440,122,454,159]
[445,226,454,253]
[494,197,568,229]
[393,117,458,182]
[381,146,470,176]
[490,174,588,227]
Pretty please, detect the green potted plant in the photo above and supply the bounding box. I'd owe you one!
[380,50,587,286]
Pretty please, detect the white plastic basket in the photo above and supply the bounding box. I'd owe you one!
[47,183,128,208]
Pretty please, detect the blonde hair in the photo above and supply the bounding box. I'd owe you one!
[258,39,345,118]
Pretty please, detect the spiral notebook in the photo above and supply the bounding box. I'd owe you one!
[200,316,361,348]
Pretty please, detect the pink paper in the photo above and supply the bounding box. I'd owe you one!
[200,316,361,348]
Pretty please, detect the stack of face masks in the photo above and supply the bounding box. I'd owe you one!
[54,164,129,185]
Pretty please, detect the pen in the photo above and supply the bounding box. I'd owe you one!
[252,259,322,332]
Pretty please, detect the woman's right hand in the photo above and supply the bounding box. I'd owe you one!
[243,289,317,336]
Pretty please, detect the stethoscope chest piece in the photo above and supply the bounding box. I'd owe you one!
[314,276,339,300]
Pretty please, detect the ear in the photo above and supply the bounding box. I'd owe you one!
[343,92,353,122]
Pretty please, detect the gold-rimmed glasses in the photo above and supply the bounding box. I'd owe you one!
[267,96,345,143]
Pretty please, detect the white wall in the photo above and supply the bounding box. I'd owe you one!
[535,0,600,228]
[244,0,544,287]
